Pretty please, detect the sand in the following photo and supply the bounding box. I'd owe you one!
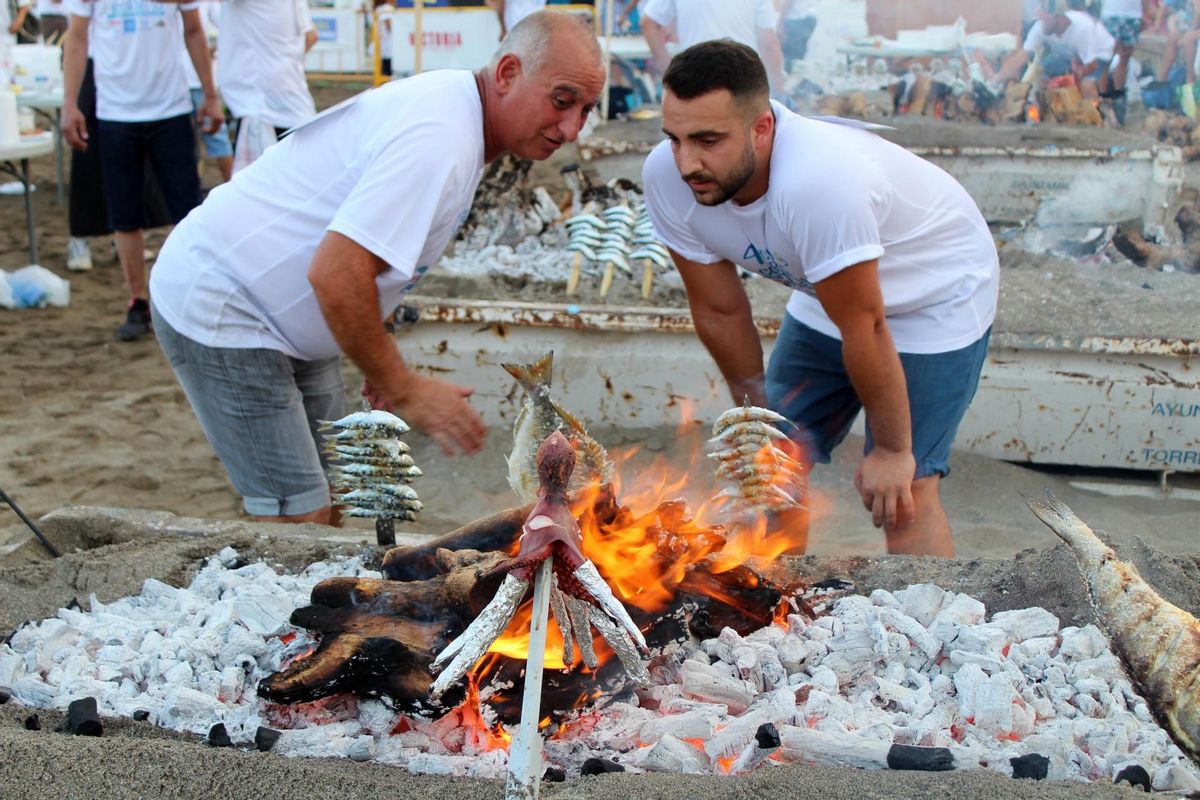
[1,79,1199,798]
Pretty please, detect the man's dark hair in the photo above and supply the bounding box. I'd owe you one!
[662,40,770,107]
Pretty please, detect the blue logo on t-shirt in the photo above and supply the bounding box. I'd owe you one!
[742,242,813,294]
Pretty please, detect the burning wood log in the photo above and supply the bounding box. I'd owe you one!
[1112,206,1200,274]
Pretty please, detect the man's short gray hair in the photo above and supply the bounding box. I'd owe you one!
[492,10,602,76]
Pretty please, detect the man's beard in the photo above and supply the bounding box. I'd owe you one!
[684,143,756,207]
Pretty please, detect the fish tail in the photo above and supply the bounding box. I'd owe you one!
[554,401,614,482]
[1025,490,1110,565]
[502,351,554,399]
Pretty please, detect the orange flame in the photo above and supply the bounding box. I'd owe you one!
[484,402,812,669]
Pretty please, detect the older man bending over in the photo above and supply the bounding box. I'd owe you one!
[149,12,606,524]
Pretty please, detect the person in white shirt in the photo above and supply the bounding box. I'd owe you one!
[2,0,32,44]
[183,3,233,182]
[374,0,394,76]
[218,0,318,140]
[641,0,785,93]
[35,0,67,41]
[61,0,222,342]
[149,12,605,526]
[642,41,998,557]
[996,0,1116,100]
[495,0,546,39]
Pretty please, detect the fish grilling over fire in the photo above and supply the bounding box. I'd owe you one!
[503,352,614,503]
[1028,491,1200,767]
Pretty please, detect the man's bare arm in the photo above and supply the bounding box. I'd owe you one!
[814,259,915,529]
[308,232,485,456]
[671,250,767,406]
[757,26,787,93]
[641,14,673,75]
[61,16,90,151]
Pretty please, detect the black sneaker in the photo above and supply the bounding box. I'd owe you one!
[118,299,153,342]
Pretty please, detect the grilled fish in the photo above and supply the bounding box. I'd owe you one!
[503,352,613,503]
[1027,491,1200,767]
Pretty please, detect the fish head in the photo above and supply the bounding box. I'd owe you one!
[536,430,576,494]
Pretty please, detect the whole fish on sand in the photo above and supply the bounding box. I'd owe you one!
[1028,491,1200,766]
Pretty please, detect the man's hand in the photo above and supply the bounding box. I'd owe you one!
[854,448,916,530]
[198,94,223,135]
[362,375,486,457]
[62,104,88,151]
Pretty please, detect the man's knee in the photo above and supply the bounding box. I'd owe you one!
[254,505,332,525]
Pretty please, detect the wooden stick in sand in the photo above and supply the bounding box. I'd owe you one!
[503,558,553,800]
[566,252,584,295]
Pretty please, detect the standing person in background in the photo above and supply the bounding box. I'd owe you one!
[61,0,222,341]
[374,0,394,77]
[184,2,233,183]
[494,0,546,39]
[641,0,786,94]
[3,0,32,44]
[778,0,817,67]
[36,0,66,41]
[218,0,318,145]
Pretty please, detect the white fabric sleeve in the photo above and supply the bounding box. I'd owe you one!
[756,0,779,28]
[64,0,92,17]
[327,127,467,279]
[778,163,886,285]
[16,0,31,9]
[296,0,314,33]
[1022,20,1045,53]
[640,0,676,27]
[641,146,721,265]
[180,2,200,10]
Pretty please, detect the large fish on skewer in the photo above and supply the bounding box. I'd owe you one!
[502,352,614,503]
[1027,491,1200,767]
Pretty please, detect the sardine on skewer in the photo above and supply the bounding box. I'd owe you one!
[1027,491,1200,767]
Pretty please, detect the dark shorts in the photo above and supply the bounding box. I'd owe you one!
[765,314,991,480]
[153,306,347,517]
[98,114,201,232]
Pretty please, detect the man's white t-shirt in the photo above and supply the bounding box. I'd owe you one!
[1101,0,1143,19]
[218,0,316,129]
[2,0,31,44]
[642,103,998,355]
[377,4,393,57]
[782,0,817,21]
[35,0,61,17]
[66,0,195,122]
[1023,11,1116,65]
[641,0,777,50]
[151,70,486,362]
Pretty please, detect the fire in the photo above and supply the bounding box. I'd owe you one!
[482,402,813,672]
[458,673,511,752]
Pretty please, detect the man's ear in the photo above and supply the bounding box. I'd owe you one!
[495,53,523,94]
[752,108,774,149]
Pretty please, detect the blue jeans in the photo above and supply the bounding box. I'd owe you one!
[190,87,233,159]
[153,306,347,517]
[766,315,991,479]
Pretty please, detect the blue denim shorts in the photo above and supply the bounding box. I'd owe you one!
[153,306,347,516]
[766,315,991,479]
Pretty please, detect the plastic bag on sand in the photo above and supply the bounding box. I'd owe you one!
[4,265,70,308]
[233,116,278,174]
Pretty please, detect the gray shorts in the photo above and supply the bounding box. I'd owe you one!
[154,306,346,517]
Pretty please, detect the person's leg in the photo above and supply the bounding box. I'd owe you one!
[293,354,347,526]
[866,329,992,558]
[153,307,338,523]
[144,114,202,224]
[766,315,865,554]
[98,119,153,339]
[1185,30,1200,82]
[1159,31,1180,81]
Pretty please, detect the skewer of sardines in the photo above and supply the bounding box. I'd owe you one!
[320,409,423,546]
[706,401,806,520]
[565,213,604,294]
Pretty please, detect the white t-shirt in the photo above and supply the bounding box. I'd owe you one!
[1101,0,1143,18]
[150,70,487,362]
[36,0,62,16]
[1023,11,1116,65]
[218,0,316,129]
[66,0,195,122]
[503,0,544,32]
[641,0,778,50]
[642,103,999,355]
[2,0,32,46]
[376,4,393,57]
